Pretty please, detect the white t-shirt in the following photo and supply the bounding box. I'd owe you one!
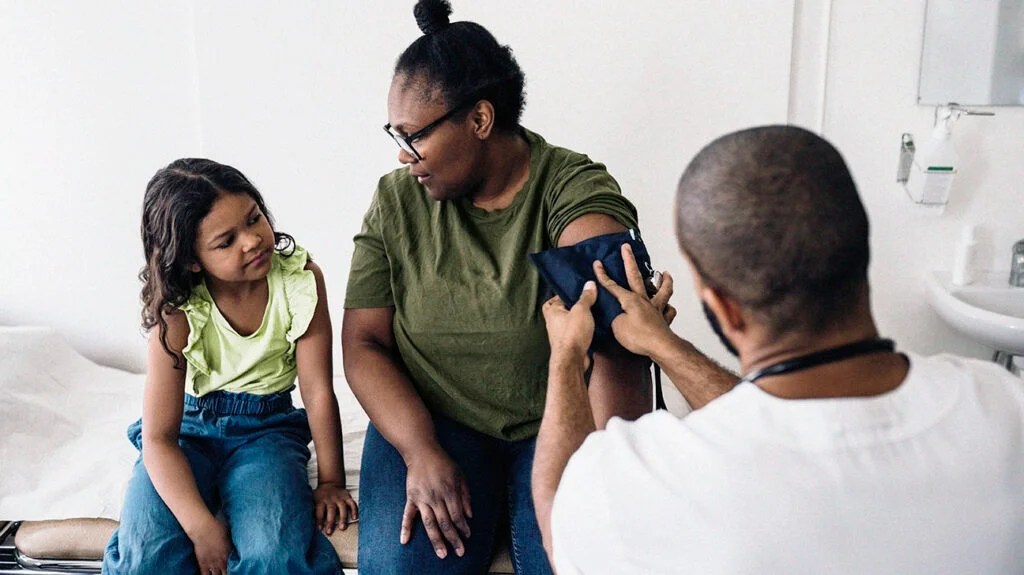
[551,353,1024,574]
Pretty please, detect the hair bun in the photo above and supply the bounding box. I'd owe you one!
[414,0,452,35]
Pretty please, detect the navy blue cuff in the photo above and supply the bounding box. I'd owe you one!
[529,229,655,350]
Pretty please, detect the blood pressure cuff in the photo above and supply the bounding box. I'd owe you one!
[528,229,654,350]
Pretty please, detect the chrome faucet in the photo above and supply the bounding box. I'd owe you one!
[1011,240,1024,287]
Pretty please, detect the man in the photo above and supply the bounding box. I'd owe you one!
[532,125,1024,574]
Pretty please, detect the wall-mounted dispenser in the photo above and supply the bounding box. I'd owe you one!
[897,103,994,207]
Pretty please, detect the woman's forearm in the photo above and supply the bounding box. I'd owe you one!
[344,341,440,464]
[588,344,652,427]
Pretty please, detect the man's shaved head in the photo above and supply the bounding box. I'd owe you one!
[675,125,870,337]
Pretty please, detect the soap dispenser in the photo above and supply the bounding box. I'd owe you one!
[900,104,993,207]
[951,224,977,286]
[905,112,959,205]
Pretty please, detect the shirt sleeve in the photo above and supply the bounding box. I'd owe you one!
[545,155,639,245]
[550,431,622,574]
[344,193,395,309]
[279,245,317,351]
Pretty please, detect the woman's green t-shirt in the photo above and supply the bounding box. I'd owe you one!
[345,129,638,440]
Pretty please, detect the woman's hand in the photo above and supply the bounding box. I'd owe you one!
[401,446,472,559]
[314,481,359,535]
[593,243,677,357]
[190,516,232,575]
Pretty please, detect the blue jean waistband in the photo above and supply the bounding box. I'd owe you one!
[184,389,294,416]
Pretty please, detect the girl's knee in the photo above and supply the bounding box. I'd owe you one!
[232,547,291,573]
[101,525,195,574]
[232,529,339,574]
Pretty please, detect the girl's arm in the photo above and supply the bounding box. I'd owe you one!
[142,312,231,572]
[295,261,357,535]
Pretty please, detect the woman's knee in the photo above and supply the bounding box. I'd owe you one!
[357,544,493,575]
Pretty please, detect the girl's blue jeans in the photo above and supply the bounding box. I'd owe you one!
[357,413,553,575]
[101,390,340,575]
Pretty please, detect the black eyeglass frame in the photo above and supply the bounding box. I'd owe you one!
[383,100,475,161]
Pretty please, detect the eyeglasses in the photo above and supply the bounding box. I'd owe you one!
[383,101,473,161]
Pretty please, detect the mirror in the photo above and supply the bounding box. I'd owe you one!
[918,0,1024,106]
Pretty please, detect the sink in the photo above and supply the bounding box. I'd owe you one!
[926,270,1024,354]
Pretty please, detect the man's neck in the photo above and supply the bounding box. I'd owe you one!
[741,325,909,400]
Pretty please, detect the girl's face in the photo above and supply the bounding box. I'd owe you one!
[192,192,275,285]
[386,75,483,201]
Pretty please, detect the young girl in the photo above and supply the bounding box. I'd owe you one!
[102,158,356,575]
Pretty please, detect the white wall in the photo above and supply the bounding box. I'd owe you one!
[6,1,1017,406]
[813,0,1024,360]
[1,1,791,395]
[0,1,202,369]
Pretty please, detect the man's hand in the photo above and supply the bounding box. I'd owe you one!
[401,446,473,559]
[542,281,599,367]
[314,481,359,535]
[593,244,677,357]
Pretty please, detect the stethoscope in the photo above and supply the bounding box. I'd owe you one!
[739,337,896,385]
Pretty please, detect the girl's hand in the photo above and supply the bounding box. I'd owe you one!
[402,446,472,559]
[314,482,359,535]
[191,517,232,574]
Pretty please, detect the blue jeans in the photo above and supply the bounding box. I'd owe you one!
[358,414,553,575]
[101,391,340,575]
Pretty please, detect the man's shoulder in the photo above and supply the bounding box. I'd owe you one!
[909,352,1024,394]
[913,351,1019,378]
[910,352,1024,416]
[570,407,730,473]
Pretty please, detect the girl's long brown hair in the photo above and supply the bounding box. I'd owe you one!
[139,158,293,367]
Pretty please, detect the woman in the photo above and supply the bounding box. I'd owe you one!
[342,1,649,572]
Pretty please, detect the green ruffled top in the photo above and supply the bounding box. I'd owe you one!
[179,245,317,397]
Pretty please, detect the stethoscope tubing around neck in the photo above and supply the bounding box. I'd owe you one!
[740,338,896,385]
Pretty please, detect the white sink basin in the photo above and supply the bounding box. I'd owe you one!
[926,270,1024,354]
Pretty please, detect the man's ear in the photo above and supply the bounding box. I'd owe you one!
[701,285,746,334]
[470,100,495,140]
[682,250,746,333]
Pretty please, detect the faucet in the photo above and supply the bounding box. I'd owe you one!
[1011,240,1024,287]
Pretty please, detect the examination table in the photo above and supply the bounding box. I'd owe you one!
[0,327,512,573]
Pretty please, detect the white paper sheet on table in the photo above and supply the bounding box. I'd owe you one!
[0,326,367,521]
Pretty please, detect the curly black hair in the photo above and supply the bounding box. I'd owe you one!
[139,158,294,366]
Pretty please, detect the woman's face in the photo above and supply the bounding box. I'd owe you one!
[386,75,482,201]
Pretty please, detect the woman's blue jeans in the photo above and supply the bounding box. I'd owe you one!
[358,413,553,574]
[101,390,340,575]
